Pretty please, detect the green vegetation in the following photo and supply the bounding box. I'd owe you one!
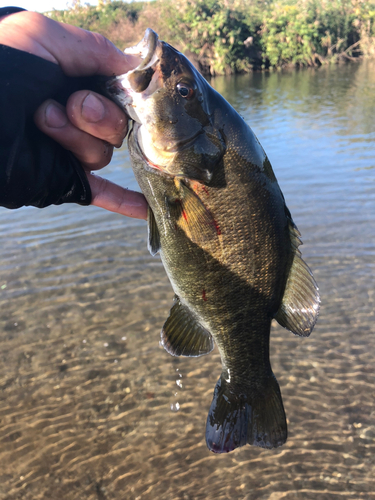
[48,0,375,74]
[165,0,259,74]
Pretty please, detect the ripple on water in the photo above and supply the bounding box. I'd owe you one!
[1,62,375,499]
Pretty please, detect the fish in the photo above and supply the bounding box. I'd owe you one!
[106,29,320,453]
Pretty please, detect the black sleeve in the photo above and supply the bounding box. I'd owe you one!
[0,6,95,209]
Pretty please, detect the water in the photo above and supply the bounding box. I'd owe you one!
[1,61,375,499]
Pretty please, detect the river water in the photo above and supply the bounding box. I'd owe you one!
[0,61,374,499]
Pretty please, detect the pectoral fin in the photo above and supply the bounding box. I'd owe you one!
[166,179,220,244]
[161,295,214,357]
[275,220,320,337]
[147,208,160,256]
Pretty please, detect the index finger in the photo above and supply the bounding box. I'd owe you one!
[87,173,148,220]
[0,11,139,76]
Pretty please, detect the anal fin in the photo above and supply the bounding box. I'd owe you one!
[161,295,214,357]
[275,220,320,337]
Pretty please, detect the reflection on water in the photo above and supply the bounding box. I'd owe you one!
[1,61,375,499]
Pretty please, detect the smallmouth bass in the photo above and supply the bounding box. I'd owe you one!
[106,30,320,453]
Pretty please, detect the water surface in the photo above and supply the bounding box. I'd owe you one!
[0,61,375,499]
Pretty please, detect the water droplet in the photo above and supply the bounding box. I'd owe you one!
[176,379,183,388]
[170,402,180,412]
[103,342,109,347]
[82,339,87,344]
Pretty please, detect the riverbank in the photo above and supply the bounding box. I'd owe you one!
[48,0,375,75]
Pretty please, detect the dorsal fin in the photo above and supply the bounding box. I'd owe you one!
[275,219,320,337]
[161,295,214,357]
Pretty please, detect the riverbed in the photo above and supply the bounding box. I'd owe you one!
[0,61,374,499]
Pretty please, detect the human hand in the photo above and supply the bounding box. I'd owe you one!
[0,11,147,219]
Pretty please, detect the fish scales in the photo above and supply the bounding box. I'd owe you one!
[106,29,320,453]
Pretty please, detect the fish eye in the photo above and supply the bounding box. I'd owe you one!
[177,83,194,99]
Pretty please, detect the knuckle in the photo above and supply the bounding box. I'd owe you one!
[80,142,113,170]
[90,32,116,71]
[92,31,109,48]
[106,115,128,145]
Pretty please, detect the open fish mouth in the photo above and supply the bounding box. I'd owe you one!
[124,29,161,93]
[106,29,162,110]
[105,30,168,170]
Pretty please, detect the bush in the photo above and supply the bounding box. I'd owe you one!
[163,0,263,74]
[47,0,375,73]
[260,3,320,67]
[48,1,143,32]
[261,0,375,67]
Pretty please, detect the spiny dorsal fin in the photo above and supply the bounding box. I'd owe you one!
[275,219,320,337]
[166,179,220,245]
[161,295,214,357]
[147,207,160,256]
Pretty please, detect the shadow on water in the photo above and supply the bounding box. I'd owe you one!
[0,61,375,499]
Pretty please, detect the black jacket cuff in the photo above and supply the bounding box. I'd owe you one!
[0,35,94,208]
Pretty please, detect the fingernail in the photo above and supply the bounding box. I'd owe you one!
[45,103,68,128]
[82,93,105,123]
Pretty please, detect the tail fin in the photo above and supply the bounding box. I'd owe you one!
[205,374,287,453]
